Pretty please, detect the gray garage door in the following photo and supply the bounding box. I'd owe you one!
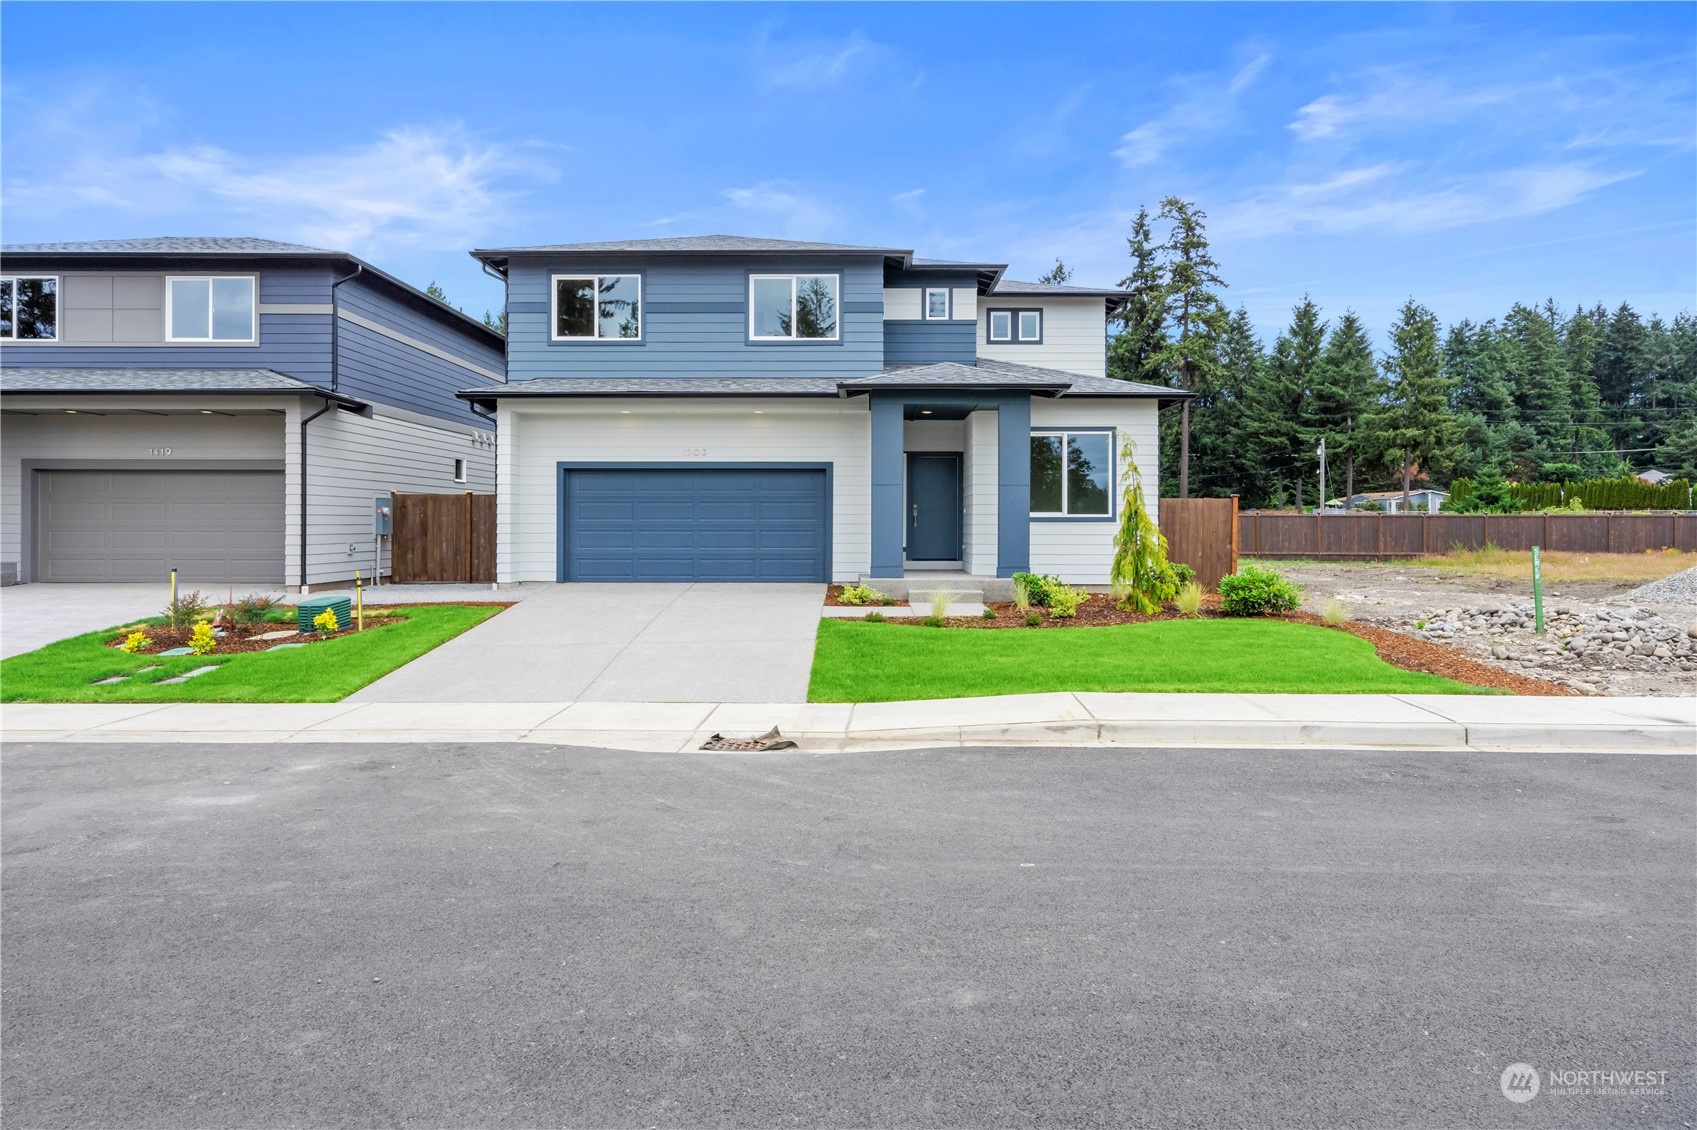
[37,470,285,583]
[563,466,828,582]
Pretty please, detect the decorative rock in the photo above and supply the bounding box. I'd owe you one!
[254,630,299,641]
[1688,623,1697,640]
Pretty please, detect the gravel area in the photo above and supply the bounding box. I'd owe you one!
[1274,562,1697,697]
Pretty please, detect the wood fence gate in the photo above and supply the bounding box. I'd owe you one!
[1159,496,1239,590]
[390,491,496,583]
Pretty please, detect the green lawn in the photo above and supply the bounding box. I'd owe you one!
[0,604,503,703]
[808,617,1484,702]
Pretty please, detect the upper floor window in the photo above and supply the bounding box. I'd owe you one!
[924,288,950,320]
[988,308,1042,344]
[168,276,255,342]
[554,274,641,340]
[750,274,838,341]
[0,276,58,340]
[1031,430,1112,517]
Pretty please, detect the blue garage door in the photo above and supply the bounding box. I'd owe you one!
[563,466,829,582]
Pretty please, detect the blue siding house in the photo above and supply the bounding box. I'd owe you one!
[0,237,506,587]
[459,235,1187,587]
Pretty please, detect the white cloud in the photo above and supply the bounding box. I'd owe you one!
[6,122,555,253]
[758,30,878,89]
[1115,53,1271,167]
[721,180,838,239]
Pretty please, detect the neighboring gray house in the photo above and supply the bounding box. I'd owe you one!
[0,238,506,588]
[459,235,1188,585]
[1333,489,1450,514]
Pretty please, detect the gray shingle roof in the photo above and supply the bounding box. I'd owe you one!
[457,362,1188,405]
[475,234,907,257]
[0,367,365,406]
[1,236,340,256]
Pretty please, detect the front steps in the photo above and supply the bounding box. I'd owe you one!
[855,574,1016,601]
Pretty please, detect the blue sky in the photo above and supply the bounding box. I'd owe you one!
[3,2,1692,341]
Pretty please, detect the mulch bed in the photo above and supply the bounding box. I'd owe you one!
[108,616,405,656]
[825,584,908,608]
[865,592,1575,695]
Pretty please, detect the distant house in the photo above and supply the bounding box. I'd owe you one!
[1332,489,1449,514]
[1636,469,1672,485]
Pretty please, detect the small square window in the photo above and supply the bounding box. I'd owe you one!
[924,288,950,320]
[988,310,1012,342]
[452,458,467,483]
[1018,310,1042,341]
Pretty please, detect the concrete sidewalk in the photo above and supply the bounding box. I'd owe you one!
[4,693,1690,754]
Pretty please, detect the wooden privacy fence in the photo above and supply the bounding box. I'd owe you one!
[390,491,496,583]
[1238,511,1697,560]
[1159,496,1239,589]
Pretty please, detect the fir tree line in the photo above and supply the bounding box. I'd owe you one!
[1105,200,1697,508]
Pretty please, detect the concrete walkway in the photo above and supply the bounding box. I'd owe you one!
[6,693,1690,753]
[349,582,828,703]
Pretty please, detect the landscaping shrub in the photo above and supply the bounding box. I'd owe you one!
[1024,614,1042,627]
[1108,438,1180,613]
[188,621,217,656]
[1173,582,1203,619]
[1218,566,1302,616]
[922,616,944,628]
[1446,473,1693,512]
[928,591,951,621]
[863,611,885,623]
[1012,577,1032,614]
[1171,563,1197,586]
[837,583,884,606]
[1321,596,1350,626]
[120,631,152,654]
[230,594,278,623]
[312,608,340,634]
[162,590,212,629]
[1046,584,1088,619]
[981,608,997,620]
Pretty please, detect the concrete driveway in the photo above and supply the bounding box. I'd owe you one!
[0,584,195,659]
[352,582,826,703]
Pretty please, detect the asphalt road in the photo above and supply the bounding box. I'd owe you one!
[3,742,1693,1129]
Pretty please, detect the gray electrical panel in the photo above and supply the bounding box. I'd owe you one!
[374,495,393,536]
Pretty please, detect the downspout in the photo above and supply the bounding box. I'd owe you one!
[298,396,334,591]
[297,262,364,589]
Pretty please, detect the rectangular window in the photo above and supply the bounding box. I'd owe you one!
[749,274,839,340]
[988,309,1012,342]
[1018,309,1042,341]
[167,276,255,341]
[452,458,468,483]
[924,288,950,320]
[553,275,642,340]
[0,276,59,340]
[1030,430,1113,516]
[987,308,1042,344]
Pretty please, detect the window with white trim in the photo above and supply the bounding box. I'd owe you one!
[0,276,59,340]
[452,458,468,483]
[988,309,1012,342]
[553,275,642,340]
[1030,430,1113,516]
[987,307,1042,344]
[1018,309,1042,341]
[749,274,838,340]
[167,276,256,341]
[924,288,950,320]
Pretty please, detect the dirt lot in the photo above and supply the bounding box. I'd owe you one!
[1254,554,1697,697]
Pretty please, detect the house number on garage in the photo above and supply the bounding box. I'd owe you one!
[148,447,174,456]
[680,447,707,457]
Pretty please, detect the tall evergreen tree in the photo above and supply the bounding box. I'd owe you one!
[1243,297,1326,507]
[1502,303,1575,477]
[1369,300,1460,505]
[1308,310,1377,507]
[1186,305,1263,500]
[1107,206,1167,387]
[1443,319,1512,478]
[1146,197,1230,498]
[1596,303,1650,457]
[1037,259,1073,285]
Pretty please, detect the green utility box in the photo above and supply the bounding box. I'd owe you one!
[297,596,353,633]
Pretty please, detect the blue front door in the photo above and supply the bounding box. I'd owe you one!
[562,466,829,581]
[906,453,962,561]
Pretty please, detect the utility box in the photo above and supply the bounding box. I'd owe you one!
[374,495,393,536]
[297,596,352,633]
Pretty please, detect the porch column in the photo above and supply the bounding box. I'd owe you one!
[869,394,905,578]
[996,394,1030,577]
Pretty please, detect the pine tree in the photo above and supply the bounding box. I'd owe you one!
[1238,298,1323,508]
[1037,259,1073,285]
[1146,198,1230,498]
[1187,306,1262,500]
[1597,303,1650,458]
[1369,300,1460,505]
[1502,303,1574,478]
[1443,319,1512,479]
[1107,206,1167,386]
[1655,418,1697,480]
[1309,310,1377,507]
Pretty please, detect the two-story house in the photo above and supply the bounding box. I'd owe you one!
[459,235,1187,586]
[0,237,505,589]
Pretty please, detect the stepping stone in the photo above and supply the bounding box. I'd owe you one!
[158,647,194,656]
[137,665,161,674]
[93,675,130,685]
[254,630,299,640]
[267,643,306,651]
[157,665,218,685]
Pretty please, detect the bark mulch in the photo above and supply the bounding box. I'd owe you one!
[107,616,405,656]
[871,592,1574,695]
